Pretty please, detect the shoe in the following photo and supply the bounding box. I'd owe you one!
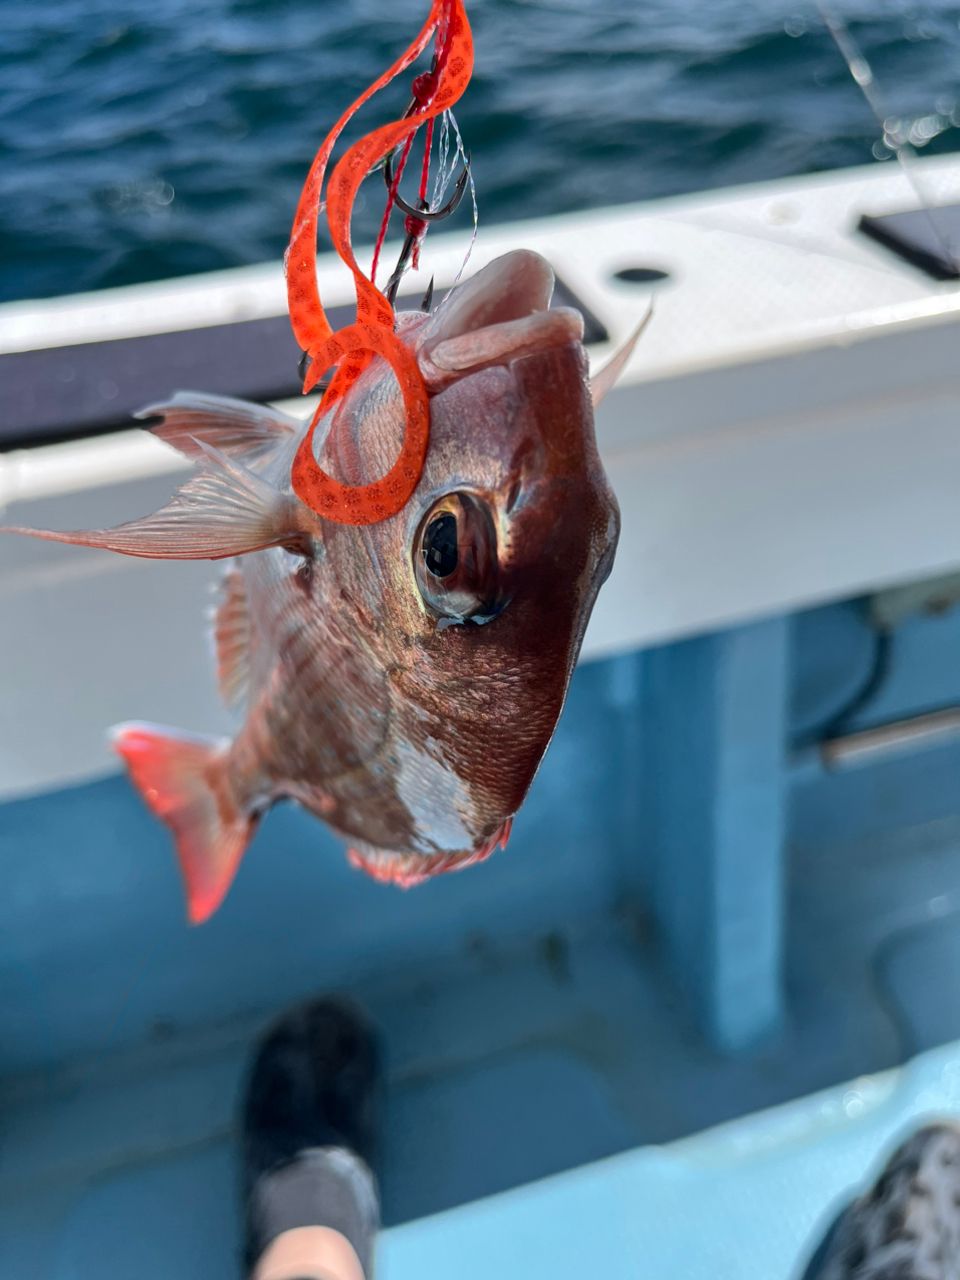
[240,999,383,1277]
[800,1122,960,1278]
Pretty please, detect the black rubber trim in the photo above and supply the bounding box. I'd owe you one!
[859,203,960,282]
[0,274,607,450]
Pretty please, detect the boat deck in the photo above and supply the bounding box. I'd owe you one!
[3,634,960,1276]
[3,159,960,1276]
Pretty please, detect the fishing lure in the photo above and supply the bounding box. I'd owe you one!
[288,0,474,527]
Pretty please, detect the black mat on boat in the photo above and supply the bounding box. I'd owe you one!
[859,202,960,281]
[0,277,607,450]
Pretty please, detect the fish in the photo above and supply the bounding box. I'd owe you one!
[6,249,638,923]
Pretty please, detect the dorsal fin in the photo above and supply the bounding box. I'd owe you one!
[4,442,312,561]
[213,567,252,711]
[137,392,299,465]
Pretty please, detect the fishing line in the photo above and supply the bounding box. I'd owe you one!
[447,109,479,287]
[370,130,416,286]
[816,0,958,273]
[433,106,452,207]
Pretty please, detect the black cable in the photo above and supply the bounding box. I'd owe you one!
[795,623,894,751]
[819,627,894,741]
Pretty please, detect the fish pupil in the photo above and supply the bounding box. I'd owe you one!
[424,513,458,578]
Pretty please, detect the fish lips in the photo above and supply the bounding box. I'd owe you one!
[420,248,556,342]
[418,306,585,392]
[413,248,585,391]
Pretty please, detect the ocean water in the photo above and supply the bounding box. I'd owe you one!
[2,0,960,303]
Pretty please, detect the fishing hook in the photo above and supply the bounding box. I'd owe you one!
[383,147,470,222]
[384,224,424,306]
[381,150,471,306]
[298,144,468,372]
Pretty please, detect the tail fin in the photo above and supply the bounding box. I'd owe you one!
[111,722,259,924]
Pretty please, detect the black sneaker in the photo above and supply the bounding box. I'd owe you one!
[240,999,383,1278]
[799,1122,960,1278]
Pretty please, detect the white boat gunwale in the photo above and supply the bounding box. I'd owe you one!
[3,155,960,800]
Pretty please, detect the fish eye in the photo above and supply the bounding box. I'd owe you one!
[423,512,458,578]
[414,492,500,622]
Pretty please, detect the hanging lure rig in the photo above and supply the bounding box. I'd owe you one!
[374,67,473,306]
[285,0,475,528]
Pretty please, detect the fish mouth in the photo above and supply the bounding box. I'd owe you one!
[346,816,515,888]
[416,250,584,391]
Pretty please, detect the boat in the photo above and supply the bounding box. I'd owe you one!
[2,153,960,1277]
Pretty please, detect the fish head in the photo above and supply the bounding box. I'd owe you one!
[409,249,620,627]
[316,250,620,867]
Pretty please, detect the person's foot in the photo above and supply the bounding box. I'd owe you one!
[800,1122,960,1278]
[241,999,383,1277]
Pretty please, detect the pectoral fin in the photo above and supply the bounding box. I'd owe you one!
[4,442,311,561]
[213,567,252,711]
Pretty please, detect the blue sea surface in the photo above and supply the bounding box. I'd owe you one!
[2,0,960,303]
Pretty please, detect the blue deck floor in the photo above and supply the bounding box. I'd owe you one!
[2,596,960,1276]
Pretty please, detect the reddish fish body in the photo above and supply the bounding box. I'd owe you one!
[9,251,626,922]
